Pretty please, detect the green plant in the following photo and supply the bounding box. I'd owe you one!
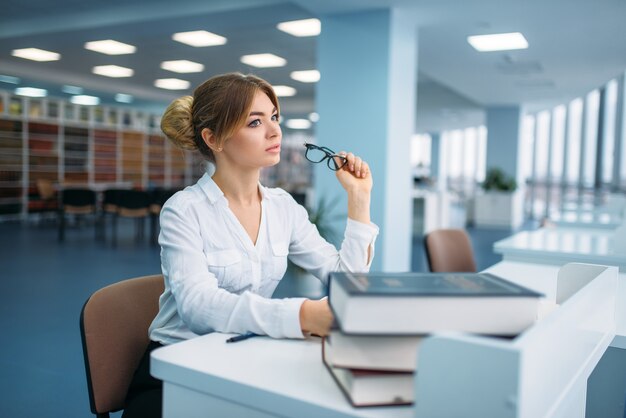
[482,167,517,192]
[306,195,345,244]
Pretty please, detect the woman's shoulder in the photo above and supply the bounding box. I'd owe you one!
[162,184,206,212]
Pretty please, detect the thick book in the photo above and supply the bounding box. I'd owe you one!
[326,330,423,372]
[322,339,414,407]
[329,271,542,335]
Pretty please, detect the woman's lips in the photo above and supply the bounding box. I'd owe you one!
[266,144,281,153]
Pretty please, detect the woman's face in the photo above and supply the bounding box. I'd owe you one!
[221,90,282,169]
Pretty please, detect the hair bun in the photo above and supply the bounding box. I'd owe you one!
[160,95,197,151]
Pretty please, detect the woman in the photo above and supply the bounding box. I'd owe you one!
[123,72,378,417]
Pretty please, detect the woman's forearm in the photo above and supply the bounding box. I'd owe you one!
[347,189,371,224]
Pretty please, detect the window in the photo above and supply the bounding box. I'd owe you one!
[602,80,618,184]
[410,134,431,176]
[582,90,600,187]
[550,105,566,181]
[566,99,583,185]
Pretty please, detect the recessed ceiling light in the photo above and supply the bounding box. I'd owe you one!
[272,85,296,97]
[240,53,286,68]
[12,48,60,62]
[172,30,227,47]
[154,78,190,90]
[0,75,20,84]
[285,119,312,129]
[115,94,134,103]
[84,40,136,55]
[160,60,205,73]
[92,65,134,78]
[290,70,320,83]
[277,19,321,37]
[70,95,100,106]
[15,87,47,97]
[308,112,319,122]
[62,85,83,95]
[467,32,528,52]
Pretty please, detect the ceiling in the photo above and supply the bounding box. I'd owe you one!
[1,0,625,132]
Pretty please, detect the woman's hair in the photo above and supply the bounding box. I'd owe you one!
[160,72,279,162]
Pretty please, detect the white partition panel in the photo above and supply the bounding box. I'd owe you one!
[415,264,617,418]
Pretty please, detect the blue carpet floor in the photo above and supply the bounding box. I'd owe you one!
[0,216,531,418]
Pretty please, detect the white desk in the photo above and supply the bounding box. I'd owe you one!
[152,263,618,418]
[493,228,626,337]
[151,333,413,418]
[549,211,623,230]
[493,227,626,271]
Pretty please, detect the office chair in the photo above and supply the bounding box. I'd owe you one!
[80,274,164,418]
[424,229,477,272]
[58,188,97,241]
[112,190,152,244]
[149,188,178,245]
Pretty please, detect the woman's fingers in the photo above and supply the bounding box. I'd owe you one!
[337,150,369,178]
[361,161,369,178]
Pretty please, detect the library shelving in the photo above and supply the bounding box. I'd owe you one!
[121,131,144,187]
[93,129,117,183]
[148,134,166,187]
[0,90,203,220]
[0,90,315,220]
[63,126,89,183]
[0,119,23,216]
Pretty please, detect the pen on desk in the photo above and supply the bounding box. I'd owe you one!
[226,332,259,343]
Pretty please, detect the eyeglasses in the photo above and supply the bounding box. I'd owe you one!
[303,142,348,171]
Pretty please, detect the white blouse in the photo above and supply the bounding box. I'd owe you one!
[149,173,379,345]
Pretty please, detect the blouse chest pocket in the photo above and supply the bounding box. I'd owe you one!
[205,249,244,292]
[269,242,289,280]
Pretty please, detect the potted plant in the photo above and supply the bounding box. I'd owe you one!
[474,167,524,229]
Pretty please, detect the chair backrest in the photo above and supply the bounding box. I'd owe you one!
[62,188,97,214]
[36,178,56,200]
[116,190,152,217]
[424,229,477,272]
[80,275,164,416]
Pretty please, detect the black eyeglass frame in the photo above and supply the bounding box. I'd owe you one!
[303,142,348,171]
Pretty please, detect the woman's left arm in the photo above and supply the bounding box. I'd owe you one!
[287,150,378,282]
[336,151,373,263]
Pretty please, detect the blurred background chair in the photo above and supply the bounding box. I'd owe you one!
[28,179,58,219]
[112,190,152,244]
[149,188,178,245]
[424,228,477,272]
[80,274,164,418]
[58,188,97,241]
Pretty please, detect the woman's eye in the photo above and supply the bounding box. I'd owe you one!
[248,119,261,127]
[272,114,280,122]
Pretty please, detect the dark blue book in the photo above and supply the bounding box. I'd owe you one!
[329,272,543,335]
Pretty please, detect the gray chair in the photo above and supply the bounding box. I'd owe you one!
[80,275,164,417]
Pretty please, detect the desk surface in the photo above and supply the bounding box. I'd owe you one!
[493,228,626,270]
[550,211,623,229]
[152,333,414,418]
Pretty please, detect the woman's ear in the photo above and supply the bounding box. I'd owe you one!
[201,128,222,152]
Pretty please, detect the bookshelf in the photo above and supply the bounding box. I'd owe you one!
[63,126,89,183]
[121,131,145,187]
[0,90,315,220]
[148,134,166,187]
[94,129,117,182]
[0,119,23,216]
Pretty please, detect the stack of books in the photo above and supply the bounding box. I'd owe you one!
[324,271,542,407]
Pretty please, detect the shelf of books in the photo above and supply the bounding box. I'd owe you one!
[0,91,315,220]
[168,144,187,188]
[148,134,166,187]
[63,126,89,183]
[93,129,117,183]
[121,131,145,187]
[0,119,24,217]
